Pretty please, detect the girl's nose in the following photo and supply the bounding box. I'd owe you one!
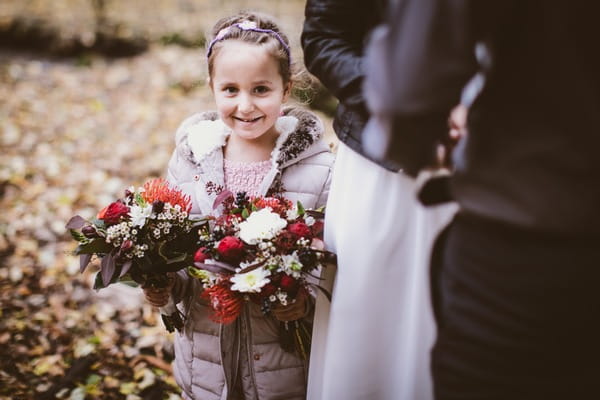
[238,93,255,113]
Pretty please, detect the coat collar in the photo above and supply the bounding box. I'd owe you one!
[178,107,325,169]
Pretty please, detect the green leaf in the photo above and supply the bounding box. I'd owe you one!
[75,239,112,255]
[165,252,188,264]
[119,279,140,288]
[86,374,102,385]
[297,201,305,216]
[135,192,146,207]
[69,229,87,243]
[91,218,106,229]
[87,336,101,345]
[93,272,105,290]
[241,208,250,219]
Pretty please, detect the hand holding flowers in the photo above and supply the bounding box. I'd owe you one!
[271,289,311,322]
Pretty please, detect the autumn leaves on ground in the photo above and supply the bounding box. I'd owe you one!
[0,1,332,399]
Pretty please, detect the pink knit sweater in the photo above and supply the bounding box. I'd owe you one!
[223,158,272,196]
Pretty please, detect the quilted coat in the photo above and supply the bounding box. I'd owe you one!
[165,107,334,400]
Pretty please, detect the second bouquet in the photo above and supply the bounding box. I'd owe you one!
[188,191,334,358]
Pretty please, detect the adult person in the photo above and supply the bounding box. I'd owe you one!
[363,1,600,398]
[302,1,456,399]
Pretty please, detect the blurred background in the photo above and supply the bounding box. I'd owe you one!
[0,1,336,399]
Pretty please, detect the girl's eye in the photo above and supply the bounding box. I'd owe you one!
[223,86,238,94]
[254,86,270,94]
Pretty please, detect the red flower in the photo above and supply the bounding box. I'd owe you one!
[252,196,293,216]
[217,236,245,263]
[97,201,130,225]
[261,283,277,297]
[280,274,299,297]
[141,178,191,213]
[201,280,244,324]
[311,220,324,239]
[274,230,297,252]
[288,222,312,239]
[194,247,209,263]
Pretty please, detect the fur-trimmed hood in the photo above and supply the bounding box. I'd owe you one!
[167,107,333,217]
[175,107,328,170]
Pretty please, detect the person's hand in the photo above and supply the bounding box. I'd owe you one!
[143,274,176,308]
[271,291,311,322]
[448,104,468,142]
[437,104,468,168]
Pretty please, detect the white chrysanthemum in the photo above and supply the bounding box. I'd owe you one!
[281,253,303,278]
[238,208,287,245]
[230,267,271,293]
[129,204,153,227]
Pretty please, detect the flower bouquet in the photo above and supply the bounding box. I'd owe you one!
[66,178,202,332]
[188,191,335,359]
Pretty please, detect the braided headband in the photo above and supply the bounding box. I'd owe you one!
[206,20,291,64]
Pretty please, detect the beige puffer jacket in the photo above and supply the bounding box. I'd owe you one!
[165,108,334,400]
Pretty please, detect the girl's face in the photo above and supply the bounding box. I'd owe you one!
[210,41,291,144]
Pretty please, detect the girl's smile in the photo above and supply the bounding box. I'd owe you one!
[210,41,290,145]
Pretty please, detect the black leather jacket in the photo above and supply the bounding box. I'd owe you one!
[301,0,394,170]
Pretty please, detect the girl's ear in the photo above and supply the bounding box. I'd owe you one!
[282,81,292,102]
[207,77,213,92]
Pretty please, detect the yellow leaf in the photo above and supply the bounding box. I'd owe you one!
[119,382,137,395]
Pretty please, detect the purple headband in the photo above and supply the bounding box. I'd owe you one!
[206,20,291,64]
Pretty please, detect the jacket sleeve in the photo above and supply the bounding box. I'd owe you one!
[301,0,377,109]
[166,131,193,305]
[362,0,478,176]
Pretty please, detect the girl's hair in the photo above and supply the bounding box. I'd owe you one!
[207,11,296,86]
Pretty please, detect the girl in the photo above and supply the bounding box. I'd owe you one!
[144,11,334,400]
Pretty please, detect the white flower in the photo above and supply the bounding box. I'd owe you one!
[189,269,218,288]
[129,204,153,227]
[303,215,316,226]
[277,291,288,306]
[238,208,287,245]
[230,267,271,293]
[281,253,303,278]
[286,206,299,220]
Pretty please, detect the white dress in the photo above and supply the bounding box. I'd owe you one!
[308,142,456,400]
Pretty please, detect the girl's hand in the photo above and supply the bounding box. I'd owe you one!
[271,291,311,322]
[143,274,176,308]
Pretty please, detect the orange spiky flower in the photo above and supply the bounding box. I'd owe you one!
[252,196,292,216]
[141,178,192,213]
[201,280,244,324]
